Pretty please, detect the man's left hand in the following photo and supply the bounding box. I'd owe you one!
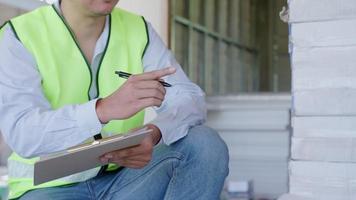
[99,124,162,169]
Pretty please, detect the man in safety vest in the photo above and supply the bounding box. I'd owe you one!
[0,0,229,199]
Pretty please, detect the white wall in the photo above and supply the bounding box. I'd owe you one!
[118,0,169,44]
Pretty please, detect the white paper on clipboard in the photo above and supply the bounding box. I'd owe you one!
[34,128,152,185]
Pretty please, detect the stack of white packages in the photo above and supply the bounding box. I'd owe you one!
[282,0,356,199]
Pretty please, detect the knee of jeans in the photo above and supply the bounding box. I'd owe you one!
[183,125,229,174]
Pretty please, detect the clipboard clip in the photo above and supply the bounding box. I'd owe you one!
[66,128,152,153]
[67,140,102,153]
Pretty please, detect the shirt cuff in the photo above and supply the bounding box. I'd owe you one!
[76,99,103,136]
[149,116,189,146]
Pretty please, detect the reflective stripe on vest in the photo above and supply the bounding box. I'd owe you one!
[7,5,148,199]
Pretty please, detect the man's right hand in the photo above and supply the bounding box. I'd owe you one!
[96,67,176,124]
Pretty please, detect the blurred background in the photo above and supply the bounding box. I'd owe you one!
[0,0,291,199]
[171,0,290,94]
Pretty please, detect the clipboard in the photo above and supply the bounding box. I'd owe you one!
[34,128,152,185]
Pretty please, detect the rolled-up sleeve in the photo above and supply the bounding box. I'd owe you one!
[143,23,207,145]
[0,26,103,158]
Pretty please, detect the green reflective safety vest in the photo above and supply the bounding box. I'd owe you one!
[6,5,148,199]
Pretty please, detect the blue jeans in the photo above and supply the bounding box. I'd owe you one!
[19,126,229,200]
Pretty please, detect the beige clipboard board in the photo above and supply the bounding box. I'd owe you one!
[34,128,152,186]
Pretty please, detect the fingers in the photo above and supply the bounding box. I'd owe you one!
[111,153,152,165]
[105,153,152,169]
[132,67,176,81]
[138,98,163,108]
[99,134,155,169]
[104,147,146,160]
[134,89,165,101]
[135,80,166,95]
[100,151,153,169]
[103,138,153,160]
[99,157,150,169]
[134,80,166,101]
[112,159,150,169]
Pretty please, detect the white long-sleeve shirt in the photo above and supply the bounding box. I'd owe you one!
[0,2,206,158]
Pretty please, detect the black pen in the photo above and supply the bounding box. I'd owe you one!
[115,71,172,87]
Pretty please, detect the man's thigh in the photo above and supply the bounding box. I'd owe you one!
[18,125,225,200]
[91,145,183,200]
[94,125,228,200]
[18,183,91,200]
[17,145,182,200]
